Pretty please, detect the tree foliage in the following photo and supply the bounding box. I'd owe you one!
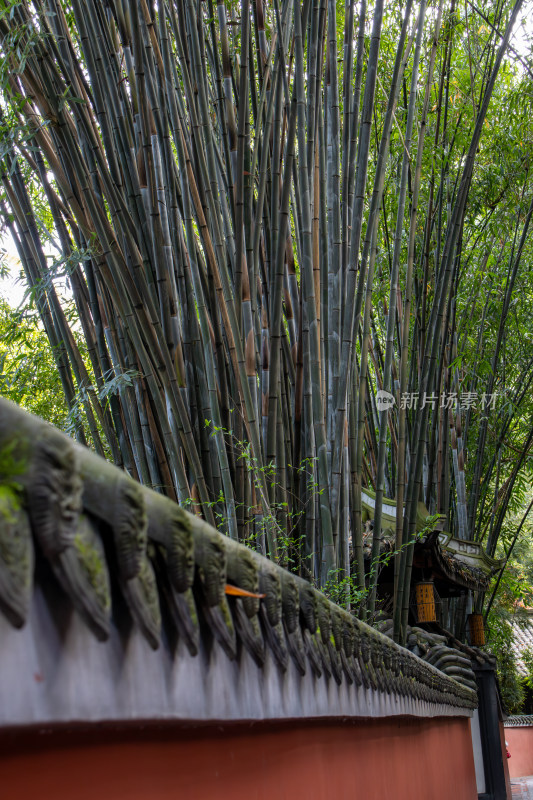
[0,297,68,427]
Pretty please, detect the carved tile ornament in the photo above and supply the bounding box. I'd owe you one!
[0,397,477,711]
[376,618,484,694]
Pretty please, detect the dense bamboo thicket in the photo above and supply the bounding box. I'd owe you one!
[1,0,532,642]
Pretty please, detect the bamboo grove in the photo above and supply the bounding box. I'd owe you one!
[0,0,532,642]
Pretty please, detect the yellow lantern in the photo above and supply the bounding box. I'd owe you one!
[468,613,485,646]
[415,581,437,623]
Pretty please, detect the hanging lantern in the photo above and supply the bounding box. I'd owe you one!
[415,581,437,623]
[468,613,485,646]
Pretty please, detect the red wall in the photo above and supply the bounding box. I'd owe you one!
[506,726,533,778]
[0,716,477,800]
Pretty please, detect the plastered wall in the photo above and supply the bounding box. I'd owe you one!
[505,726,533,778]
[0,716,477,800]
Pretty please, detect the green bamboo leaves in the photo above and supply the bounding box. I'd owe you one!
[0,0,530,645]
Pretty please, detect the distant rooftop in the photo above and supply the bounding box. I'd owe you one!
[511,610,533,678]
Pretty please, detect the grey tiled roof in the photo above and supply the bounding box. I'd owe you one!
[505,715,533,726]
[0,397,478,723]
[430,538,492,591]
[511,612,533,677]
